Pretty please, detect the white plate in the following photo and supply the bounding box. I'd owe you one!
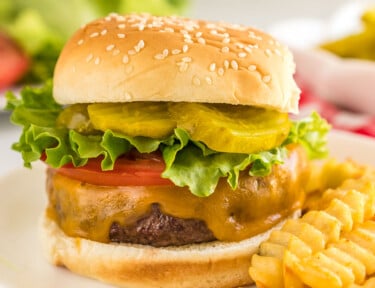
[0,130,374,287]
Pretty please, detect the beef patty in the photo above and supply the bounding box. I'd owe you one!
[109,203,216,247]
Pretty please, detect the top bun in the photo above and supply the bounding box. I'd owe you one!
[53,13,300,113]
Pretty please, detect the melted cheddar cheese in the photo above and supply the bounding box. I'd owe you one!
[46,146,308,243]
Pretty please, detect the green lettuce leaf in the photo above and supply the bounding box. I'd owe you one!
[6,82,330,197]
[283,112,331,159]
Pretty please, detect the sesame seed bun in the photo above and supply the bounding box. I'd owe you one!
[40,210,301,288]
[53,13,300,113]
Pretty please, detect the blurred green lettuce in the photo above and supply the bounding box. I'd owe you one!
[0,0,188,83]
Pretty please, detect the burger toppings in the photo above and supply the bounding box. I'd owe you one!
[6,82,329,197]
[61,101,291,153]
[46,145,306,245]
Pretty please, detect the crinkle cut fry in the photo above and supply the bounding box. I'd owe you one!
[249,168,375,288]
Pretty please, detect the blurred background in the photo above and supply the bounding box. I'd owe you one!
[1,0,375,174]
[190,0,352,28]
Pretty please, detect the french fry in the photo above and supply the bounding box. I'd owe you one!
[283,265,304,288]
[325,198,353,232]
[259,242,285,258]
[322,247,366,284]
[249,162,375,288]
[249,254,283,288]
[301,210,341,243]
[331,239,375,275]
[343,226,375,255]
[284,250,343,288]
[349,277,375,288]
[282,219,326,253]
[286,235,312,259]
[340,178,375,219]
[308,252,355,287]
[322,189,366,223]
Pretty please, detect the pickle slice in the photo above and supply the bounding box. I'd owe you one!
[87,102,176,139]
[57,104,96,134]
[169,103,291,154]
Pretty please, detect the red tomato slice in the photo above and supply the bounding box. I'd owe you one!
[56,152,174,186]
[0,33,29,90]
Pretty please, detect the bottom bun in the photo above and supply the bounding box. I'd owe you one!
[40,210,300,288]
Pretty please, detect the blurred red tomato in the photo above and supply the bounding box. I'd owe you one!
[0,32,29,90]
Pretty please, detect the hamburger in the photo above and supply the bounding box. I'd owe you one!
[6,13,330,288]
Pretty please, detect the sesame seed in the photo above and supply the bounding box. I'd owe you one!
[205,76,213,85]
[210,30,218,35]
[172,49,181,55]
[178,62,189,72]
[112,49,120,56]
[118,23,126,29]
[165,27,175,32]
[274,49,282,56]
[195,31,203,37]
[104,16,111,22]
[268,39,274,45]
[138,24,145,31]
[224,60,229,69]
[197,38,206,44]
[209,63,216,72]
[238,52,247,58]
[193,76,201,86]
[90,32,99,38]
[86,53,93,63]
[231,60,239,70]
[77,39,84,45]
[221,47,229,53]
[139,40,145,49]
[116,15,126,22]
[182,44,189,53]
[163,49,169,57]
[180,29,188,35]
[248,65,256,71]
[184,39,193,44]
[244,46,253,53]
[265,49,272,57]
[235,43,244,48]
[101,29,107,35]
[106,44,115,51]
[263,75,271,83]
[124,92,132,100]
[218,68,224,76]
[222,38,230,44]
[154,54,164,60]
[94,57,100,65]
[182,56,192,63]
[117,33,126,38]
[134,40,145,53]
[122,55,129,64]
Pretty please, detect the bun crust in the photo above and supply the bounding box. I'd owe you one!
[40,211,300,288]
[53,14,300,113]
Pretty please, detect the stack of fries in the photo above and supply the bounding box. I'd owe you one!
[249,159,375,288]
